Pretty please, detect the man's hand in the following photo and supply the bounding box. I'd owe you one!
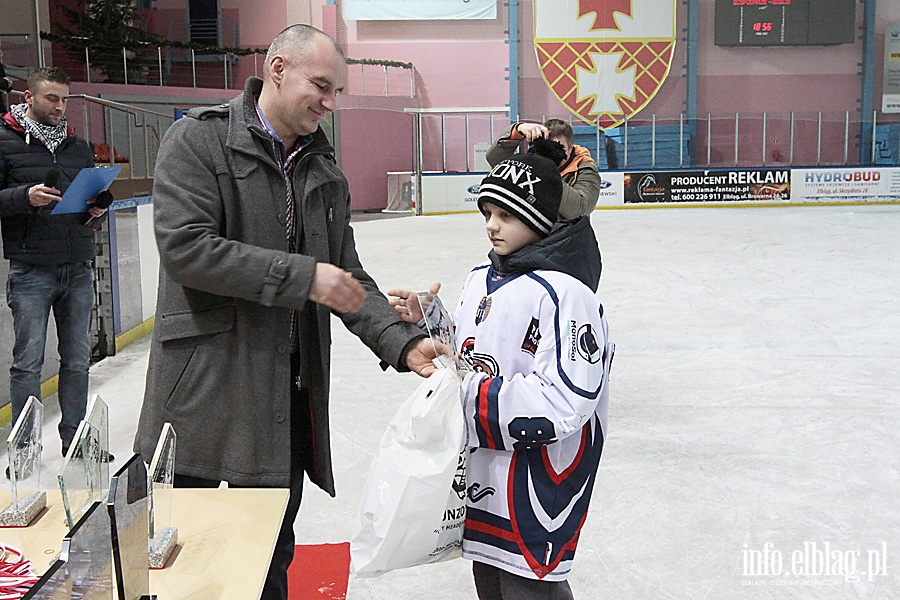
[310,263,366,313]
[514,122,549,143]
[28,184,61,208]
[404,337,440,378]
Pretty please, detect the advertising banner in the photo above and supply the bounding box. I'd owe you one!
[597,171,625,206]
[343,0,496,20]
[883,23,900,114]
[420,173,484,215]
[791,168,900,201]
[623,169,790,204]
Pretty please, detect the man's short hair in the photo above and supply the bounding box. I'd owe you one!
[264,24,344,77]
[26,67,70,92]
[544,119,574,145]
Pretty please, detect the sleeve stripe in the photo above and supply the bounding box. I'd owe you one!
[476,376,507,451]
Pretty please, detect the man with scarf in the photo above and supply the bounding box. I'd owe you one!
[0,67,109,460]
[486,118,602,220]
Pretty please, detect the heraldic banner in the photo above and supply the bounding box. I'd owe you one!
[534,0,676,129]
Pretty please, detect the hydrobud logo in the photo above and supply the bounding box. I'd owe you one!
[741,541,889,586]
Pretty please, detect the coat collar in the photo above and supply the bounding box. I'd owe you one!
[226,77,334,161]
[560,145,594,178]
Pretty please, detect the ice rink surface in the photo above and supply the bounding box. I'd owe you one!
[12,204,900,599]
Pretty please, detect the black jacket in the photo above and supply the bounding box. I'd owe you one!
[489,216,603,293]
[0,111,97,265]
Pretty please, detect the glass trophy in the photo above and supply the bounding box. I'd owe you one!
[64,501,115,599]
[59,395,111,529]
[147,423,177,569]
[414,291,470,374]
[21,559,72,599]
[1,396,47,526]
[108,455,154,600]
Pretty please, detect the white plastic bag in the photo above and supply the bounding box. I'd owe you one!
[350,367,467,577]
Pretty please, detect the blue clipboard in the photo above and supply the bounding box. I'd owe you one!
[50,165,123,214]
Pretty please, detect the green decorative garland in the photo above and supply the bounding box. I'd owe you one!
[40,31,413,69]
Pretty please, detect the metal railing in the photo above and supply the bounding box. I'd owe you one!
[10,44,415,96]
[410,109,900,174]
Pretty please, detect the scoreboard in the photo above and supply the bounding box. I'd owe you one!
[715,0,857,47]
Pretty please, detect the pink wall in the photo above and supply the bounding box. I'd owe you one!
[337,106,415,210]
[340,18,509,109]
[65,81,416,211]
[46,0,900,177]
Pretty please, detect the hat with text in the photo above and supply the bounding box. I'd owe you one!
[476,153,562,236]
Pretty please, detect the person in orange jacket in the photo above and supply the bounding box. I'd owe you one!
[486,118,602,220]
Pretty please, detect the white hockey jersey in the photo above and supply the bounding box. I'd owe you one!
[455,259,613,582]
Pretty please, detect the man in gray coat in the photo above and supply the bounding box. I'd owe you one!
[133,25,437,600]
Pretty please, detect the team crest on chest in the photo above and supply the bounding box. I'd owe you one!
[475,295,492,325]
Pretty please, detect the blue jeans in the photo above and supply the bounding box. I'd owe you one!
[6,260,95,448]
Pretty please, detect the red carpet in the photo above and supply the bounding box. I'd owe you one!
[288,543,350,600]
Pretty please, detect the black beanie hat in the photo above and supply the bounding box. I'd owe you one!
[476,153,562,236]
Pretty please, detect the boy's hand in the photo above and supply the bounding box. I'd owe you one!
[388,282,441,324]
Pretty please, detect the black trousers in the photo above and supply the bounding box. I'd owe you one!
[473,561,575,600]
[173,361,309,600]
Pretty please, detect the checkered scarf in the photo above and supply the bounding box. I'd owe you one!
[9,102,69,153]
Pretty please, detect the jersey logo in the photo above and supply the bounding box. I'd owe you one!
[475,295,492,325]
[452,449,468,500]
[472,352,500,378]
[521,317,541,356]
[462,337,500,378]
[577,323,602,364]
[468,482,497,503]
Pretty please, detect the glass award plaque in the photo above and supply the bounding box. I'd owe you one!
[415,292,471,374]
[108,455,154,600]
[63,501,115,599]
[21,559,72,599]
[147,423,177,569]
[1,396,47,526]
[58,395,111,529]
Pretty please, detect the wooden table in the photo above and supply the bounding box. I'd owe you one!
[0,487,289,599]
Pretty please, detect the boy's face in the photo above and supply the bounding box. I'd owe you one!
[482,202,542,255]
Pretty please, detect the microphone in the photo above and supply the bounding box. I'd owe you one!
[94,190,114,210]
[44,168,61,189]
[84,190,114,226]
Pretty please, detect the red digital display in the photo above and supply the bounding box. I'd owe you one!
[752,22,774,32]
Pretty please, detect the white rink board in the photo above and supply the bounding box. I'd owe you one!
[417,168,899,214]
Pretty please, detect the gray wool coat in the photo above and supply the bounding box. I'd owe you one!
[134,77,424,495]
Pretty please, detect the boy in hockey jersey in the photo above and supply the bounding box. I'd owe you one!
[389,152,613,600]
